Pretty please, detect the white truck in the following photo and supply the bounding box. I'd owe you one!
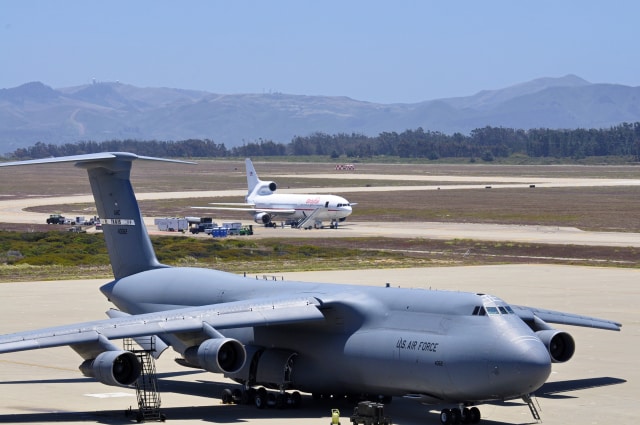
[154,218,188,232]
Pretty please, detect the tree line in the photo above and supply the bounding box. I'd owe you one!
[6,122,640,161]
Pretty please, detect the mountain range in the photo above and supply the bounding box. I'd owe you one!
[1,74,639,152]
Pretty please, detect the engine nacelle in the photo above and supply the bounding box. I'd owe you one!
[184,338,246,374]
[254,212,272,224]
[255,181,277,196]
[536,329,575,363]
[79,350,141,387]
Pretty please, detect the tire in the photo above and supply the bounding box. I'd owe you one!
[440,409,452,425]
[450,408,461,425]
[255,388,268,409]
[461,407,470,424]
[276,393,286,409]
[469,407,481,424]
[221,388,233,404]
[291,391,302,408]
[267,392,277,407]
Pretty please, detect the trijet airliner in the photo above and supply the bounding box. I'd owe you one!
[0,153,621,425]
[194,158,354,228]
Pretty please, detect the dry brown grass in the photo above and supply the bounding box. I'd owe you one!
[9,160,640,232]
[2,159,640,280]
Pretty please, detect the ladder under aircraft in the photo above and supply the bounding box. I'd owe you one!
[523,393,542,423]
[124,337,164,422]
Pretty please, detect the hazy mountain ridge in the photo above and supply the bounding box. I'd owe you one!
[1,75,639,152]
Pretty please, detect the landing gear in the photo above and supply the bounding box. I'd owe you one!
[439,406,480,424]
[222,386,302,410]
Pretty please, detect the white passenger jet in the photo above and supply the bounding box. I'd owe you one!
[197,159,354,229]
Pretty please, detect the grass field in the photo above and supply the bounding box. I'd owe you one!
[1,159,639,281]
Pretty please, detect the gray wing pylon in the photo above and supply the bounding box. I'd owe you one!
[0,296,323,354]
[106,309,170,359]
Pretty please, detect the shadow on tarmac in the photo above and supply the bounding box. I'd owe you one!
[0,375,626,425]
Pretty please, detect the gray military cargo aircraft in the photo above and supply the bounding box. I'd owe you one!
[0,153,621,425]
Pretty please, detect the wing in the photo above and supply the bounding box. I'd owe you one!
[511,304,621,331]
[0,296,324,354]
[192,205,297,215]
[192,205,259,212]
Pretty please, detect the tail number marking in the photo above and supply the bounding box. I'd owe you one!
[103,219,136,226]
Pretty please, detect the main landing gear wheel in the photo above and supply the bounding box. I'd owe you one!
[439,407,481,424]
[252,387,301,410]
[468,407,481,424]
[221,388,233,404]
[254,387,268,409]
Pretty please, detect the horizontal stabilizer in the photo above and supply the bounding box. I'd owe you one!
[0,153,195,279]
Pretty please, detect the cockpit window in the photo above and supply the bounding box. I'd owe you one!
[472,306,487,316]
[479,294,515,316]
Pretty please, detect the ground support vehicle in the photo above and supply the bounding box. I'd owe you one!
[350,401,392,425]
[190,223,216,234]
[154,217,188,232]
[46,214,65,224]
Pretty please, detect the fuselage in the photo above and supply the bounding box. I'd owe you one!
[101,267,551,403]
[252,193,353,221]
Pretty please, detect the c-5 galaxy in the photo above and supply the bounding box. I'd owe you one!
[0,153,621,425]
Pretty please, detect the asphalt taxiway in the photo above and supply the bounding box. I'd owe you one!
[0,265,636,425]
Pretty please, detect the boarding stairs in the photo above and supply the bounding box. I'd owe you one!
[295,208,324,229]
[124,337,164,422]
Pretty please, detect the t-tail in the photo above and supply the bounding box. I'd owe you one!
[0,153,193,279]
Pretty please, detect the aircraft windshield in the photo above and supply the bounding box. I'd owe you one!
[473,295,515,316]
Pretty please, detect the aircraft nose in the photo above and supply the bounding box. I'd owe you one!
[489,336,551,397]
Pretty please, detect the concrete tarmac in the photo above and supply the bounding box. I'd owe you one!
[0,265,636,425]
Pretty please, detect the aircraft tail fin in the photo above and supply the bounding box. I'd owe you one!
[0,152,194,280]
[245,158,261,201]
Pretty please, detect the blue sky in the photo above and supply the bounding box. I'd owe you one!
[2,1,639,103]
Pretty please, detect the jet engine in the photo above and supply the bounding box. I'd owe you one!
[536,329,575,363]
[255,181,277,196]
[79,350,141,387]
[184,338,246,374]
[254,212,272,225]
